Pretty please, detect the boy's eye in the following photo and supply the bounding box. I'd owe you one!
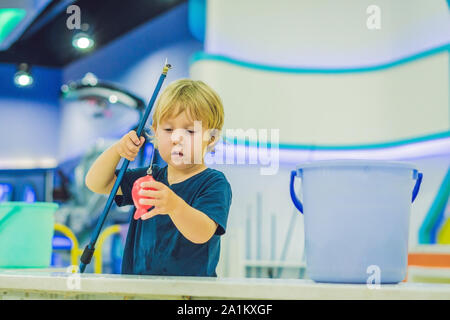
[163,128,195,134]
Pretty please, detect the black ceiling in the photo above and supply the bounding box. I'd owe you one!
[0,0,186,68]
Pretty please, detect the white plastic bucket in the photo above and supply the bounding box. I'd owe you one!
[290,160,423,284]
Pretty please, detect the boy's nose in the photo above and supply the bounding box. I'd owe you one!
[171,135,183,144]
[171,129,187,144]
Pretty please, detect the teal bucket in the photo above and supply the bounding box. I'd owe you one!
[0,202,58,268]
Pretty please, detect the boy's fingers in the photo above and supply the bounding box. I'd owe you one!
[140,212,154,220]
[140,180,165,189]
[128,131,140,145]
[126,140,139,152]
[138,198,158,206]
[121,146,137,160]
[138,189,160,198]
[141,208,165,220]
[124,150,135,159]
[152,208,167,216]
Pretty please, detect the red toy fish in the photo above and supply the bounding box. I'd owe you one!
[132,161,157,220]
[132,174,157,220]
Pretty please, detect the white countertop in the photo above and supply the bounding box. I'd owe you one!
[411,245,450,253]
[1,269,450,300]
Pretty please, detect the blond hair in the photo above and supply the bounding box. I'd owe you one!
[147,79,224,151]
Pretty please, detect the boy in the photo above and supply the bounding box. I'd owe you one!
[85,79,232,277]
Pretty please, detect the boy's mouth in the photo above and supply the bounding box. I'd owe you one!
[171,151,184,157]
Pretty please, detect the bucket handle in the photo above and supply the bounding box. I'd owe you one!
[290,170,303,214]
[290,170,424,214]
[412,172,423,203]
[0,206,21,231]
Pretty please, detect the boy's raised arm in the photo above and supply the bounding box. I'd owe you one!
[85,130,145,195]
[85,144,123,195]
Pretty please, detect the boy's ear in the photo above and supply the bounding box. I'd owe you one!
[204,128,221,152]
[207,136,219,152]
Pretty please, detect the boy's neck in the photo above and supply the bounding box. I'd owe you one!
[167,163,208,185]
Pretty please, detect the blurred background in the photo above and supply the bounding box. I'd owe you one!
[0,0,448,282]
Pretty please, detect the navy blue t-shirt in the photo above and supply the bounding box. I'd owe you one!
[114,164,232,277]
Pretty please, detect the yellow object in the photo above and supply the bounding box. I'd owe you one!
[53,223,122,273]
[54,223,82,267]
[437,218,450,244]
[93,224,121,274]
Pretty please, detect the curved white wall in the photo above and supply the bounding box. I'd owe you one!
[191,51,449,145]
[206,0,450,68]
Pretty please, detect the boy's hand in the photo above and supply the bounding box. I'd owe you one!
[114,130,145,161]
[138,180,185,220]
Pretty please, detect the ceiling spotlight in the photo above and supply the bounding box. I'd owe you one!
[72,32,94,50]
[82,72,98,86]
[108,95,118,104]
[61,84,69,93]
[14,63,33,87]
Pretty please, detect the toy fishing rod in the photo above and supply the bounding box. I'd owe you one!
[79,59,172,273]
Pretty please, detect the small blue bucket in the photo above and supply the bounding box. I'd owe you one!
[290,160,423,284]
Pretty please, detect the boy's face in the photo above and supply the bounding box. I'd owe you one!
[153,111,213,169]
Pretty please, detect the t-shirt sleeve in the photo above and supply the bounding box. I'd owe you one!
[191,174,232,236]
[113,167,148,207]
